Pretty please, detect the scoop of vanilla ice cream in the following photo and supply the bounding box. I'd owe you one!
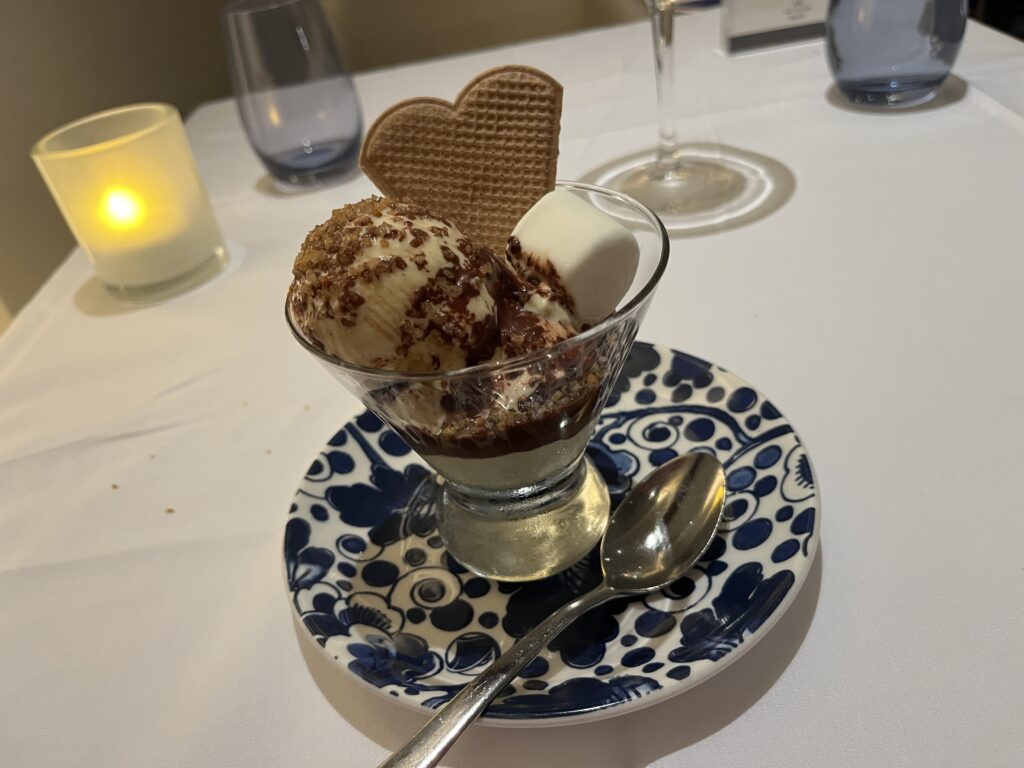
[288,198,501,373]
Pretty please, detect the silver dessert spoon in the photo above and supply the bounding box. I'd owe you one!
[379,452,727,768]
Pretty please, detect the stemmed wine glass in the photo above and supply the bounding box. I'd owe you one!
[596,0,788,233]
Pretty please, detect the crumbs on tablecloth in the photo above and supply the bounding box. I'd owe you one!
[303,404,310,411]
[111,483,119,490]
[265,449,272,454]
[164,507,175,514]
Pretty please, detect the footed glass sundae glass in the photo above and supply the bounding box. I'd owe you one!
[286,182,668,581]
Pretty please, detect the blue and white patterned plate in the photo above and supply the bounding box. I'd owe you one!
[285,342,819,726]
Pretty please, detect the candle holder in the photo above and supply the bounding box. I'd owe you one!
[32,103,227,303]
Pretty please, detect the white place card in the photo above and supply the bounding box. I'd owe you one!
[721,0,827,53]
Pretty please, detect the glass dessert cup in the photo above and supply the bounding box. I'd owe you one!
[286,181,669,581]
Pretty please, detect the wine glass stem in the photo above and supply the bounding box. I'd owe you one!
[650,1,681,177]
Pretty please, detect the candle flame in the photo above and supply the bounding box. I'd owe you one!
[100,187,145,230]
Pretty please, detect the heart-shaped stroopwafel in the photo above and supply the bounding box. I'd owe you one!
[359,65,562,254]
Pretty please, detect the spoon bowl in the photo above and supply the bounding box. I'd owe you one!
[602,452,726,592]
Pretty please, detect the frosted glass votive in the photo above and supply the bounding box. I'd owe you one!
[32,103,226,302]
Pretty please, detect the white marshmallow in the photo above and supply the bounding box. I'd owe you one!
[511,189,640,326]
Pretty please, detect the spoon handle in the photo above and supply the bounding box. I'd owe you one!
[378,581,617,768]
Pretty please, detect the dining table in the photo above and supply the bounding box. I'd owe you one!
[3,8,1023,767]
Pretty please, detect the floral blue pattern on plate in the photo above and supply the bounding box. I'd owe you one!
[285,342,819,726]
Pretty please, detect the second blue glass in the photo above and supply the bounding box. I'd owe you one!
[827,0,967,107]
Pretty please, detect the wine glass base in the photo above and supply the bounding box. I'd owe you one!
[588,143,794,235]
[611,159,747,216]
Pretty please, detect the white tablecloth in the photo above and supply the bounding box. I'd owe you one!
[3,10,1023,767]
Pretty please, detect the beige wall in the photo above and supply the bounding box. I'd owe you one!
[0,296,10,336]
[0,0,644,320]
[324,0,645,71]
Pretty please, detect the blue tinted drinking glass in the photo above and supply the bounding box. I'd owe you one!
[826,0,967,107]
[223,0,362,186]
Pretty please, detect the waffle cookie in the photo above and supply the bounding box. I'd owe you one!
[359,65,563,254]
